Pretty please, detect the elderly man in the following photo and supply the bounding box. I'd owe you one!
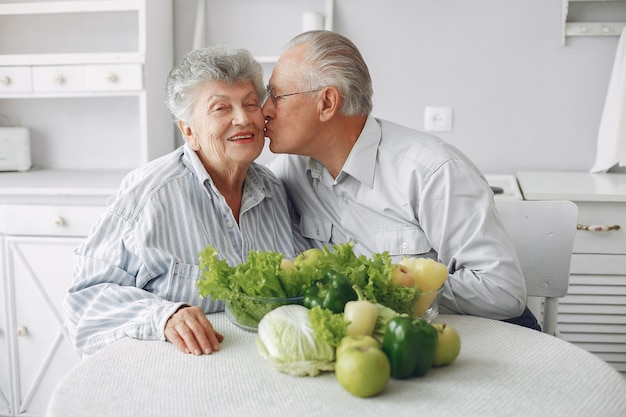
[263,30,538,329]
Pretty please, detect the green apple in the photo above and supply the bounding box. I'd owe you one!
[335,345,390,398]
[432,323,461,366]
[389,263,416,288]
[336,334,380,358]
[293,248,323,268]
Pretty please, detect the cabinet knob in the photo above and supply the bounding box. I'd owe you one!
[105,73,119,83]
[53,74,65,85]
[577,224,621,232]
[16,326,28,337]
[0,75,10,85]
[53,216,66,226]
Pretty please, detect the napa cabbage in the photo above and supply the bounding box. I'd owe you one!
[256,304,347,377]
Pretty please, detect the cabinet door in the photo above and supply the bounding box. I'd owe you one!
[0,237,14,416]
[6,236,83,416]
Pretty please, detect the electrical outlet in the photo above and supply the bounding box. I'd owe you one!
[424,107,453,132]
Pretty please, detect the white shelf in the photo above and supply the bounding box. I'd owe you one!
[562,0,626,44]
[0,0,174,169]
[565,21,626,36]
[0,0,140,15]
[0,52,144,66]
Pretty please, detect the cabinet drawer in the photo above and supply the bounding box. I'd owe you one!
[4,205,104,237]
[32,65,85,92]
[0,66,32,93]
[84,64,143,91]
[573,201,626,255]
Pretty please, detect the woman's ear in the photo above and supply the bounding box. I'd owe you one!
[178,120,199,150]
[318,86,340,122]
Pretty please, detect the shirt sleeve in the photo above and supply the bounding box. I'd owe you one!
[418,160,527,320]
[63,210,185,355]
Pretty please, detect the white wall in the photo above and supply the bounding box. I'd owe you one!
[173,0,622,175]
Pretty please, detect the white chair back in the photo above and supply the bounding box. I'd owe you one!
[495,200,578,336]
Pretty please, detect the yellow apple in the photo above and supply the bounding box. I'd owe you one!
[399,257,448,290]
[399,257,448,316]
[390,263,416,287]
[280,258,294,271]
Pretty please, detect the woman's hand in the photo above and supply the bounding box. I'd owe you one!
[164,306,224,355]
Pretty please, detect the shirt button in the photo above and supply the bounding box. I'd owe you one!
[401,241,408,249]
[227,221,234,228]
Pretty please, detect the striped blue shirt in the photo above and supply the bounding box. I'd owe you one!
[63,143,308,355]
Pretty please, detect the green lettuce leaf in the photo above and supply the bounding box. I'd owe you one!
[308,305,348,348]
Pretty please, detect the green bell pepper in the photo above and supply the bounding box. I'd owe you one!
[302,270,358,314]
[382,316,438,379]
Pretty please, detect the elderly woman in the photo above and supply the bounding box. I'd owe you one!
[63,46,308,356]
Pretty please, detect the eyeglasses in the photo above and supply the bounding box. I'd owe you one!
[265,87,324,106]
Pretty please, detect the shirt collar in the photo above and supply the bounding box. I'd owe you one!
[181,141,270,204]
[182,142,212,188]
[306,115,381,188]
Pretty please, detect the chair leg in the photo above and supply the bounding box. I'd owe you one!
[543,298,559,336]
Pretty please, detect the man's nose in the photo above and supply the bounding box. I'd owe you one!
[262,99,274,117]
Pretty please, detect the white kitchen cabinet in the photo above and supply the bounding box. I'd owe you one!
[0,0,175,169]
[517,170,626,378]
[0,2,171,415]
[0,170,125,417]
[0,237,12,416]
[5,237,84,416]
[0,67,31,93]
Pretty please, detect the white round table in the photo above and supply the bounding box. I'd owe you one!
[47,313,626,417]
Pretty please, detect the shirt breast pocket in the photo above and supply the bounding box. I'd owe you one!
[374,227,432,256]
[168,261,224,313]
[299,214,332,243]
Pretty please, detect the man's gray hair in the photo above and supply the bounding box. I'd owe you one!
[284,30,373,116]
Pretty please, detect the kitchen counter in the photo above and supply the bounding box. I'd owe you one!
[0,168,127,205]
[484,174,523,200]
[517,170,626,202]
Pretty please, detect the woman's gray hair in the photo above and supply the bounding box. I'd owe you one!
[284,30,372,116]
[165,45,265,126]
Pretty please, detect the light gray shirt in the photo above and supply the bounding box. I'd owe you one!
[64,143,307,355]
[269,116,527,320]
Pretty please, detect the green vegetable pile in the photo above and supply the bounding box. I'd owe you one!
[197,242,421,328]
